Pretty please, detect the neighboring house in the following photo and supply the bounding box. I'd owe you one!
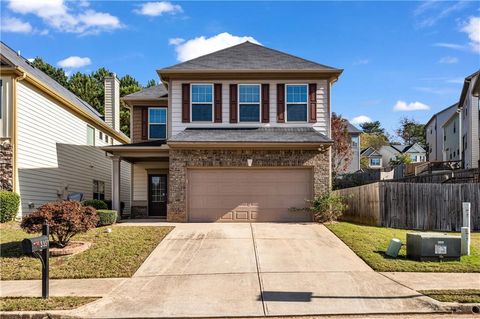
[360,147,382,168]
[442,112,460,161]
[103,41,342,222]
[338,121,361,173]
[458,70,479,169]
[425,103,457,161]
[0,42,131,216]
[361,143,426,169]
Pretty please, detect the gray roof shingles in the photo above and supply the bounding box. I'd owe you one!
[160,41,342,71]
[1,41,102,119]
[346,121,361,134]
[123,84,168,100]
[169,127,332,144]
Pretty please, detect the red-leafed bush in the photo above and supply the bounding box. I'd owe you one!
[21,201,99,248]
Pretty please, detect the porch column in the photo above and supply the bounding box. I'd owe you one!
[111,156,121,215]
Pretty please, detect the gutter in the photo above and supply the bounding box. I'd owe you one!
[12,67,26,194]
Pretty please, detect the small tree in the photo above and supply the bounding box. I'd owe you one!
[331,113,352,177]
[395,117,426,147]
[21,201,98,248]
[389,153,412,166]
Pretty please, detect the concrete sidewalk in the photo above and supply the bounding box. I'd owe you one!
[0,278,126,297]
[381,272,480,290]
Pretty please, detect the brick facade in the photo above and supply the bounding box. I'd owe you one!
[0,138,13,191]
[167,148,331,222]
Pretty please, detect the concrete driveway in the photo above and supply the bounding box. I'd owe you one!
[75,223,442,318]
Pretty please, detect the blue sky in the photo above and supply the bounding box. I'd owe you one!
[1,1,479,135]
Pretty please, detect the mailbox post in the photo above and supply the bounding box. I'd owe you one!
[22,222,50,298]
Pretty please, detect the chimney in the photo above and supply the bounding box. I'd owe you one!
[104,73,120,132]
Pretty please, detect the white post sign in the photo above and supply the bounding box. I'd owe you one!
[461,202,471,256]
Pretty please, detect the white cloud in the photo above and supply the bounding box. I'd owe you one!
[57,56,91,68]
[446,77,464,84]
[350,115,372,125]
[433,42,466,50]
[0,16,33,33]
[414,87,456,94]
[170,32,261,62]
[353,59,370,65]
[393,100,430,112]
[168,37,185,45]
[414,1,468,28]
[461,16,480,53]
[7,0,122,35]
[438,56,459,64]
[135,1,182,16]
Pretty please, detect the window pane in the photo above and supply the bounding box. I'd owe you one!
[192,85,212,103]
[239,104,260,122]
[87,126,95,146]
[287,85,307,103]
[149,108,166,124]
[192,104,212,121]
[287,104,307,121]
[150,124,166,139]
[239,85,260,103]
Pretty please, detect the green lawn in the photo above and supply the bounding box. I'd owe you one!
[0,222,173,280]
[326,222,480,272]
[420,290,480,303]
[0,296,99,311]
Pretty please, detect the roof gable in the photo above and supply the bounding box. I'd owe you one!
[123,84,168,101]
[160,41,342,72]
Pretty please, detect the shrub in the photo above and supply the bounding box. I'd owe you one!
[0,192,20,223]
[97,210,117,226]
[82,199,107,210]
[290,192,348,223]
[21,201,99,248]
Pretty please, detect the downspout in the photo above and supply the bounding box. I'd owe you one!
[458,108,463,168]
[12,68,26,195]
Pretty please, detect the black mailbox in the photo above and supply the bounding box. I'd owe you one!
[22,235,49,254]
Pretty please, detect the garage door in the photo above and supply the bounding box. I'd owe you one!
[187,168,313,222]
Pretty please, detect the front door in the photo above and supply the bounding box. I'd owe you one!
[148,174,167,217]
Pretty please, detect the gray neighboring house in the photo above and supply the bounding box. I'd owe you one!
[102,41,343,223]
[425,103,458,161]
[339,121,361,173]
[360,147,383,168]
[458,70,479,169]
[361,143,426,169]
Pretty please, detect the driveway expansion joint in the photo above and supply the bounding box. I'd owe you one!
[250,223,268,316]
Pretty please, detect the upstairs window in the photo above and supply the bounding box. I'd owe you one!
[239,84,260,122]
[351,136,359,147]
[99,131,103,140]
[286,84,307,122]
[370,158,381,166]
[191,84,213,122]
[87,125,95,146]
[148,108,167,139]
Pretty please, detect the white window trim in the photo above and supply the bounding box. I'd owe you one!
[190,83,214,123]
[238,84,261,123]
[148,107,168,140]
[285,83,309,123]
[87,125,95,146]
[369,158,381,167]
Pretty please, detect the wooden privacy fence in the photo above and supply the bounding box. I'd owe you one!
[333,182,480,231]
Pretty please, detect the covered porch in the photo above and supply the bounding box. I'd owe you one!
[102,141,169,219]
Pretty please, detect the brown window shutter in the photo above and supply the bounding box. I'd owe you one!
[277,83,285,123]
[229,84,238,123]
[309,83,317,123]
[141,107,148,140]
[261,84,270,123]
[181,83,190,123]
[214,83,222,123]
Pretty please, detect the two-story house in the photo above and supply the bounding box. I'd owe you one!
[0,42,131,216]
[425,103,457,161]
[103,42,342,222]
[361,143,426,169]
[337,120,361,174]
[458,70,479,169]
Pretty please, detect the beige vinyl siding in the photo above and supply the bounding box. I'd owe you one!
[132,162,169,202]
[16,81,130,215]
[461,76,479,169]
[170,80,329,137]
